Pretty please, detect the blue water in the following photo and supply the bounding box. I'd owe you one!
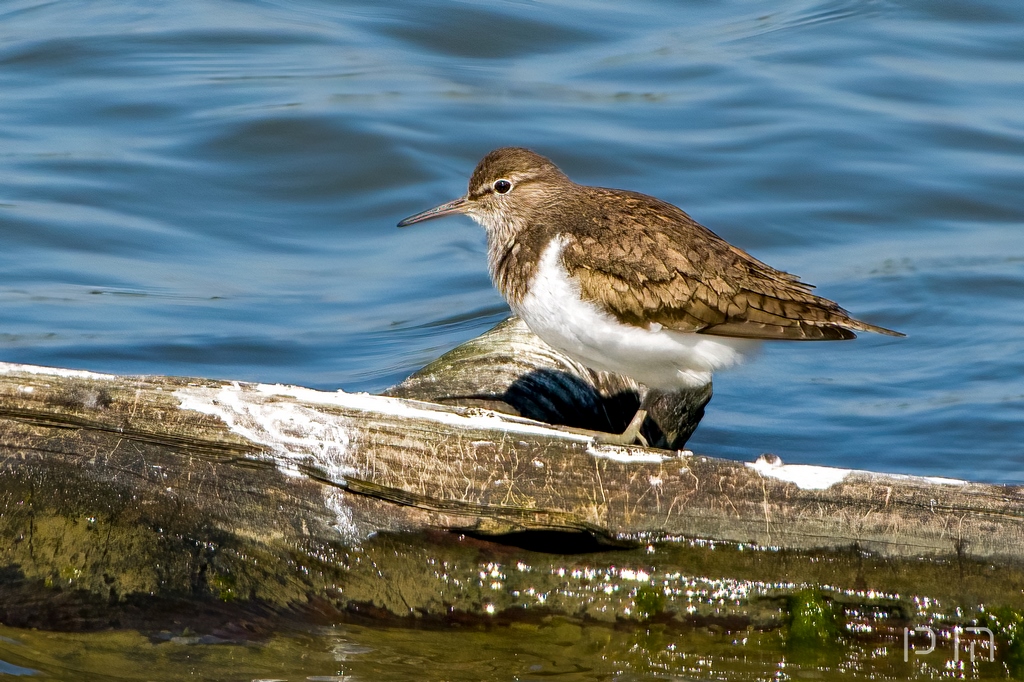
[2,1,1024,678]
[1,0,1022,490]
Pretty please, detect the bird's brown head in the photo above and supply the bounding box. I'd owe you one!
[397,147,571,241]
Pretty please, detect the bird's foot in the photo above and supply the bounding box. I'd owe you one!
[592,409,648,447]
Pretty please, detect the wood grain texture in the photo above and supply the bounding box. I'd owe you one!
[0,319,1018,633]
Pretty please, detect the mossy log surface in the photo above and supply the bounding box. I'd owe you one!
[0,317,1021,635]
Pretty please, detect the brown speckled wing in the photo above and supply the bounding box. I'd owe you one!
[559,189,901,341]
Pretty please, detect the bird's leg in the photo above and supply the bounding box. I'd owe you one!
[592,395,651,447]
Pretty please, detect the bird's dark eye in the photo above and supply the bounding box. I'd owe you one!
[493,179,512,194]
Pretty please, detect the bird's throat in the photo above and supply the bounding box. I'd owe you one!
[479,213,542,308]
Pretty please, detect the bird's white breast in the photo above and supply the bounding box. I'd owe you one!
[511,235,755,390]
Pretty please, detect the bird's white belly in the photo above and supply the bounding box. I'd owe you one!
[511,235,755,390]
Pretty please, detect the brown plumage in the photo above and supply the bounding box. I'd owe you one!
[398,147,903,445]
[401,146,902,342]
[558,186,902,341]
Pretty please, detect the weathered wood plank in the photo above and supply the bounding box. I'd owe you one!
[0,317,1021,633]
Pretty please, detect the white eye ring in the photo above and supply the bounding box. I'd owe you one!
[493,179,513,194]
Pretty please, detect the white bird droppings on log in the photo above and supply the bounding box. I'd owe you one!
[0,362,118,381]
[746,454,852,490]
[586,443,670,463]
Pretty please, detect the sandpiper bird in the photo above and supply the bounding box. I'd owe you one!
[398,147,903,445]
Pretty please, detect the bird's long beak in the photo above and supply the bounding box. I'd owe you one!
[397,196,469,227]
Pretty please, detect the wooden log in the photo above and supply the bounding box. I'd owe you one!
[384,317,712,450]
[0,317,1022,634]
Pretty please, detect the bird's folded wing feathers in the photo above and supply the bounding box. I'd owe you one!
[559,204,902,341]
